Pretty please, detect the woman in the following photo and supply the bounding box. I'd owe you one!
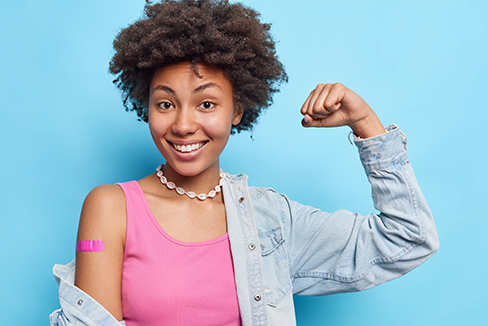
[50,1,439,325]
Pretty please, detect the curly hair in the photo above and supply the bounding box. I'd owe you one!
[109,0,287,133]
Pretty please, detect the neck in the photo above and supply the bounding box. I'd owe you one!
[160,161,222,196]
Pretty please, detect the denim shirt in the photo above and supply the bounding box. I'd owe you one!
[50,124,439,326]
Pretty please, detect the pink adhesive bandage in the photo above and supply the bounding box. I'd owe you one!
[76,240,105,252]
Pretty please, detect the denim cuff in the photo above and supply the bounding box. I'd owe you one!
[355,124,409,172]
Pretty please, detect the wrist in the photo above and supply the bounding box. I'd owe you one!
[350,111,385,139]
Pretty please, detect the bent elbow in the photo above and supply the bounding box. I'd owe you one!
[416,210,439,259]
[425,223,440,257]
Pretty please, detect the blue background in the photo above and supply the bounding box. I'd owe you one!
[1,0,486,325]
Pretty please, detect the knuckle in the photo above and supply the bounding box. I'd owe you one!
[324,103,336,111]
[313,101,323,111]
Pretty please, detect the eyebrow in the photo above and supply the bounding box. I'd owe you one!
[151,83,223,95]
[152,85,175,94]
[192,83,223,94]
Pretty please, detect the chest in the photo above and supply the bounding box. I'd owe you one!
[145,194,228,243]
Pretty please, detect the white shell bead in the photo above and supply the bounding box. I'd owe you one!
[187,191,196,198]
[166,182,176,189]
[198,193,207,200]
[176,187,185,195]
[208,190,216,198]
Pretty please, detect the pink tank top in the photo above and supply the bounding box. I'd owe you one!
[117,181,241,326]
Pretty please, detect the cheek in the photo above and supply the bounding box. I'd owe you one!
[148,113,170,136]
[148,120,159,139]
[203,114,234,139]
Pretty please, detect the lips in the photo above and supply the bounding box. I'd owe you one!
[169,141,207,153]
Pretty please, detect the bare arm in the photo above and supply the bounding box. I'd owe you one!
[74,184,127,321]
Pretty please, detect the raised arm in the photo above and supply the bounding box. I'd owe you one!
[74,185,127,321]
[284,84,439,295]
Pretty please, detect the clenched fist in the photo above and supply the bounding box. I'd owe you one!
[301,83,385,139]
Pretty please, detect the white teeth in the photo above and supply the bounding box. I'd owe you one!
[173,142,204,153]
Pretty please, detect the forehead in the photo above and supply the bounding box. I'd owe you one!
[150,62,232,93]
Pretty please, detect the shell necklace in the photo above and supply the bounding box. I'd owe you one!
[156,164,224,200]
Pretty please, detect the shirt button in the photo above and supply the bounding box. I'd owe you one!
[77,299,83,306]
[239,197,245,203]
[254,294,262,301]
[248,243,256,250]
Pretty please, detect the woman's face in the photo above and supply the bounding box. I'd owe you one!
[148,62,243,177]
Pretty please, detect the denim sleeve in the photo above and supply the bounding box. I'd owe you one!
[286,124,439,296]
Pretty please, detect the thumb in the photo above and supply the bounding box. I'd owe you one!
[302,113,347,128]
[301,114,325,128]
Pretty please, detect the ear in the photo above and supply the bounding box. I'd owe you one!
[232,106,244,126]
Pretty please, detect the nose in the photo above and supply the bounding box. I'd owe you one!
[171,107,198,136]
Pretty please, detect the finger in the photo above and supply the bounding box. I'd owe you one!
[303,110,349,129]
[309,84,340,120]
[309,102,341,119]
[323,83,347,112]
[306,83,329,117]
[312,83,334,115]
[300,90,314,116]
[301,113,315,127]
[309,109,333,120]
[302,113,329,128]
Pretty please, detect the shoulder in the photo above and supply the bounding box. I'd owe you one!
[223,171,283,200]
[82,184,126,221]
[249,186,280,200]
[84,184,125,205]
[78,184,126,240]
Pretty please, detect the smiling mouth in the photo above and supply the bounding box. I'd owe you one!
[170,141,207,153]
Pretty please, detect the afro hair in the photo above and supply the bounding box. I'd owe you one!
[109,0,287,133]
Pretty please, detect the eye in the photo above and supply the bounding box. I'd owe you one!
[158,101,173,110]
[199,101,215,110]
